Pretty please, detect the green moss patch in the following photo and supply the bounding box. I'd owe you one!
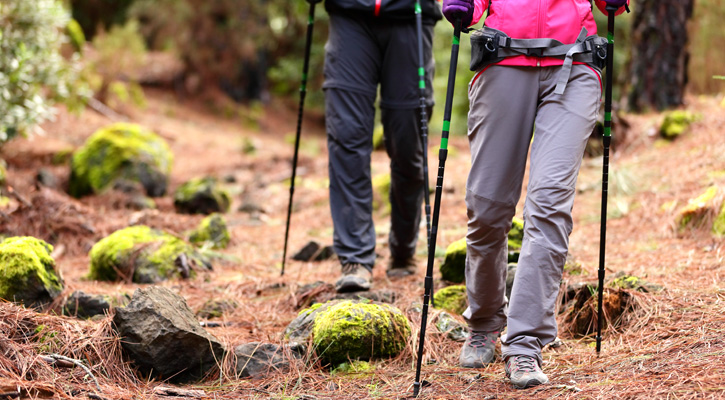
[714,202,725,237]
[312,301,411,365]
[0,237,63,308]
[372,173,391,215]
[440,238,466,283]
[69,123,173,198]
[659,110,700,140]
[89,225,208,283]
[676,186,719,230]
[188,213,230,249]
[433,285,467,315]
[174,177,231,215]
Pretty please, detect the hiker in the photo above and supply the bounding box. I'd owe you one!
[440,0,629,389]
[310,0,443,292]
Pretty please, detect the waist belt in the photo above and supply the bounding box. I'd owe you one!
[470,27,608,94]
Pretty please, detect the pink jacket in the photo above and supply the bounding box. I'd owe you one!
[471,0,628,67]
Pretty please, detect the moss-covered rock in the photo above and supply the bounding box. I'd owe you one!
[196,298,238,319]
[310,300,411,365]
[675,186,719,230]
[173,177,230,215]
[188,213,230,249]
[440,219,524,283]
[508,217,524,249]
[435,310,468,342]
[0,237,63,308]
[69,123,173,198]
[609,274,664,293]
[440,238,466,283]
[659,110,700,140]
[433,285,467,315]
[372,173,391,215]
[332,360,374,375]
[89,225,209,283]
[714,202,725,237]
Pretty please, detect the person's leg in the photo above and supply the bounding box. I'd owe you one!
[323,13,381,290]
[502,64,601,387]
[379,21,435,272]
[462,66,539,366]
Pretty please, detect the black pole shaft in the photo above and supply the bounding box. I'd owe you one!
[414,19,462,398]
[597,7,616,354]
[415,1,434,306]
[282,2,317,276]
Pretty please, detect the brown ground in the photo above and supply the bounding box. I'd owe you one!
[1,88,724,399]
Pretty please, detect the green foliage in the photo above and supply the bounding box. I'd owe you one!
[66,18,86,53]
[88,19,147,106]
[689,0,725,94]
[0,0,85,142]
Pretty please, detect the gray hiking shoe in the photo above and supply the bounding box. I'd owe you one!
[386,257,417,278]
[335,263,372,293]
[505,355,549,389]
[459,330,500,368]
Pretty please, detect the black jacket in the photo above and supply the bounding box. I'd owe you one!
[325,0,442,22]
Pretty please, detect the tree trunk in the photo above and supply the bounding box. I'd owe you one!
[627,0,694,111]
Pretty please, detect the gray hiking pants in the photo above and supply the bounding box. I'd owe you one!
[323,12,435,268]
[462,64,602,364]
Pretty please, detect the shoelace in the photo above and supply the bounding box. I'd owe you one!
[342,263,363,274]
[469,331,498,348]
[511,356,538,373]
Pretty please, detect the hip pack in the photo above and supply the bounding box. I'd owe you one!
[470,26,608,94]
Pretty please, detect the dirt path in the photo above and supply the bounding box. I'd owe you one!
[1,89,723,399]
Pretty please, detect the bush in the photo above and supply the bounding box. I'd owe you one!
[0,0,84,142]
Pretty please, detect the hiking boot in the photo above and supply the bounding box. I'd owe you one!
[386,257,417,278]
[459,330,500,368]
[335,263,372,293]
[505,355,549,389]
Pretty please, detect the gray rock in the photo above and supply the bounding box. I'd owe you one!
[36,169,59,189]
[505,262,517,300]
[64,291,130,319]
[113,286,225,383]
[292,241,321,262]
[174,177,230,215]
[284,301,341,343]
[234,342,300,379]
[435,311,469,342]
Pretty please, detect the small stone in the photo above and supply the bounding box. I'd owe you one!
[234,342,299,379]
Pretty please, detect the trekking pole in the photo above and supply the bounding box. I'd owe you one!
[413,18,463,397]
[414,0,434,305]
[281,1,318,276]
[597,5,618,353]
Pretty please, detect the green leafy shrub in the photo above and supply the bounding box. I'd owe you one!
[0,0,85,142]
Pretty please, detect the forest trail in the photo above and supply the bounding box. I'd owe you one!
[1,88,724,399]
